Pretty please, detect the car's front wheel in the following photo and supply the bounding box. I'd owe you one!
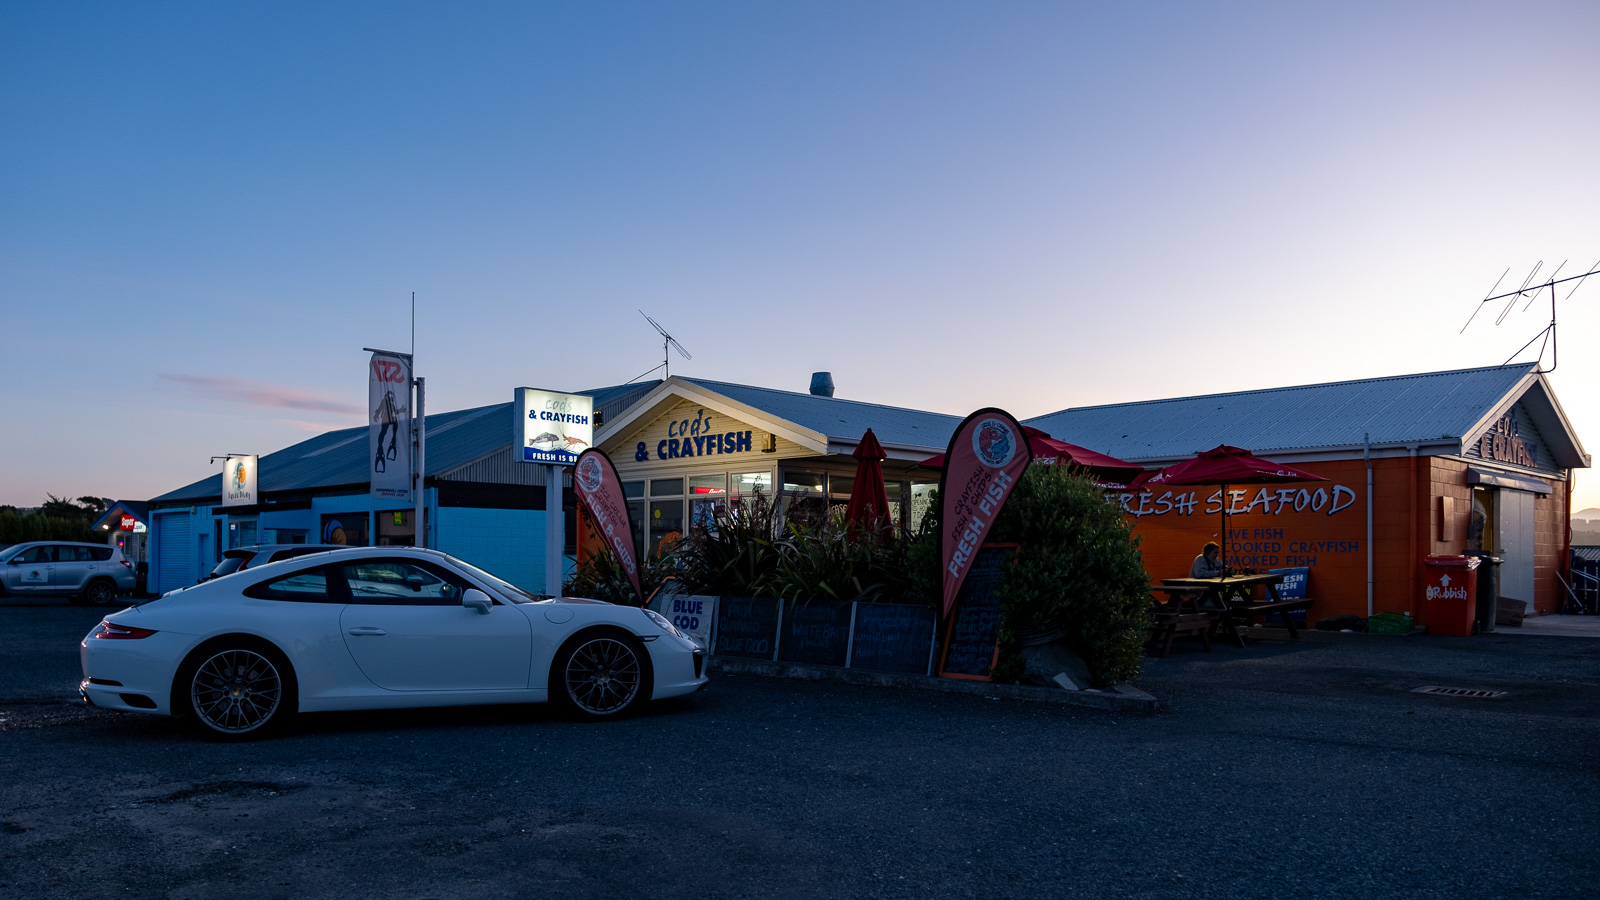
[552,630,651,718]
[178,641,296,740]
[83,579,117,606]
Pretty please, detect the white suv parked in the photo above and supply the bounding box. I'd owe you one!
[0,541,137,606]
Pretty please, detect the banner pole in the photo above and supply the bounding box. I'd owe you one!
[414,376,426,548]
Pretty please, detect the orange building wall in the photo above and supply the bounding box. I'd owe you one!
[1121,455,1570,625]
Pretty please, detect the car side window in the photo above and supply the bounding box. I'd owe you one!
[64,547,93,562]
[89,547,112,561]
[243,566,336,602]
[341,560,468,606]
[17,546,55,563]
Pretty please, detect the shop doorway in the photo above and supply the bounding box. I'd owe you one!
[1498,490,1536,606]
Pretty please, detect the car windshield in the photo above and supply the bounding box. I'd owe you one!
[448,558,546,604]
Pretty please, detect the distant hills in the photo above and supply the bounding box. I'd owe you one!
[1576,508,1600,545]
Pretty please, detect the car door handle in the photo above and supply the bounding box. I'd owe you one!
[346,627,388,636]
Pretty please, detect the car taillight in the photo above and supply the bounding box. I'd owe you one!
[92,622,157,640]
[120,560,133,569]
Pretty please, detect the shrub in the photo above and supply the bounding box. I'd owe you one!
[563,544,676,605]
[989,466,1152,686]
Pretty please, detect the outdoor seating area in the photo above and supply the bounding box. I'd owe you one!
[1147,571,1315,656]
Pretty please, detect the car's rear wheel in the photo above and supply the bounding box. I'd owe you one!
[179,641,296,740]
[553,630,650,718]
[83,579,117,607]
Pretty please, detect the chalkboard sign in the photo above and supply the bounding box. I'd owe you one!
[778,600,854,667]
[714,597,780,660]
[849,603,937,675]
[939,544,1015,680]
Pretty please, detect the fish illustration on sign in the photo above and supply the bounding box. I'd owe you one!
[528,432,563,446]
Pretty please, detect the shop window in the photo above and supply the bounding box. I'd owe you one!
[379,509,427,546]
[649,479,684,558]
[228,520,257,550]
[321,513,370,547]
[884,481,906,529]
[1469,488,1496,553]
[909,482,938,533]
[781,471,828,530]
[689,474,727,534]
[623,480,644,499]
[731,471,772,501]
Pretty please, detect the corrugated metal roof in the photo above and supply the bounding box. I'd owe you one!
[683,378,963,450]
[150,381,662,505]
[1024,365,1538,462]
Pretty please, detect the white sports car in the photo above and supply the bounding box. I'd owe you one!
[80,547,706,739]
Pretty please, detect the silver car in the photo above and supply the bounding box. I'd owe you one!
[0,541,137,606]
[200,544,346,582]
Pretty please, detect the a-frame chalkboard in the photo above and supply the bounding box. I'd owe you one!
[938,543,1016,681]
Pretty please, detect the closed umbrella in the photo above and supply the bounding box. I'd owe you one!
[845,428,893,539]
[1146,445,1325,570]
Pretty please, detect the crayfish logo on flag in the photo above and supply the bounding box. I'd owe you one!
[576,455,604,494]
[972,418,1017,468]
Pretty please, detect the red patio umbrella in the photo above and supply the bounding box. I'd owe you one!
[920,426,1144,485]
[1146,445,1325,570]
[845,428,893,539]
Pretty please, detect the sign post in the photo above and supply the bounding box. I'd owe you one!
[516,387,595,596]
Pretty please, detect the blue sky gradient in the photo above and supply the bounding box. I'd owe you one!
[3,2,1597,508]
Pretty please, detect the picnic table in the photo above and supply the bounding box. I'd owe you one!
[1160,573,1312,647]
[1147,584,1218,657]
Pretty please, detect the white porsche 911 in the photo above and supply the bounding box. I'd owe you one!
[80,547,707,739]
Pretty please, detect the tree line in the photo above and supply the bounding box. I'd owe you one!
[0,495,109,545]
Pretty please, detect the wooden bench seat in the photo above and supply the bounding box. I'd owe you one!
[1229,597,1314,638]
[1148,611,1217,657]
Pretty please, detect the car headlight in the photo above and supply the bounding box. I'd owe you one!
[642,608,687,640]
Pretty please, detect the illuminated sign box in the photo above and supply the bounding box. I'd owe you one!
[515,388,593,467]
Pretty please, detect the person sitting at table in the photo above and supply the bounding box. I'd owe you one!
[1190,541,1225,578]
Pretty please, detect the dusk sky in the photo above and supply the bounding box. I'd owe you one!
[3,2,1597,509]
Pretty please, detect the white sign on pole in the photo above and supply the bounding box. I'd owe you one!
[515,387,593,467]
[369,351,413,500]
[221,455,258,507]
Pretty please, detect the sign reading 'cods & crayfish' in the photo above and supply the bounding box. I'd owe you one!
[632,406,757,462]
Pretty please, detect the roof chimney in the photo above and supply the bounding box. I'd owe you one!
[809,372,834,398]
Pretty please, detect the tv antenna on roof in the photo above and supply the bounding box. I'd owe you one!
[628,311,693,383]
[1459,257,1598,374]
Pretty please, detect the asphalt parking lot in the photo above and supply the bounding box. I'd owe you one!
[3,600,1598,900]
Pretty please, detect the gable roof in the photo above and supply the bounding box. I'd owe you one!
[1024,364,1589,467]
[594,376,963,460]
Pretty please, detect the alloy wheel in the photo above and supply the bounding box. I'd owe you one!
[190,649,282,734]
[85,581,115,606]
[563,638,642,715]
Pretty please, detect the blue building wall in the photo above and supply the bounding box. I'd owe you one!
[148,491,565,597]
[433,506,551,594]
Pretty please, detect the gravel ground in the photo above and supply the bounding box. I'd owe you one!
[2,601,1597,900]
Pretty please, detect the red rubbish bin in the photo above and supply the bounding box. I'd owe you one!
[1423,555,1480,636]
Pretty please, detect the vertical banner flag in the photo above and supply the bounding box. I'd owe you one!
[572,449,644,603]
[220,455,258,507]
[938,408,1033,620]
[369,350,413,500]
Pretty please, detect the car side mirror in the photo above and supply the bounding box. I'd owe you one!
[462,588,492,614]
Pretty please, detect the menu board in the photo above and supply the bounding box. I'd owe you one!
[849,603,937,675]
[778,601,854,667]
[938,544,1015,680]
[713,597,780,660]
